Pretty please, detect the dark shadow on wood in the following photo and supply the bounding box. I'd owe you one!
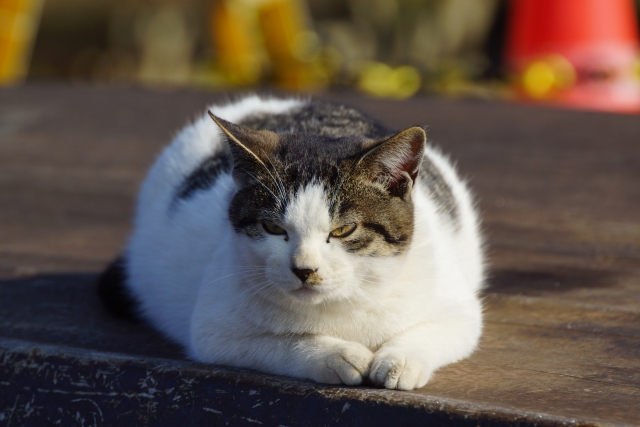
[0,273,183,359]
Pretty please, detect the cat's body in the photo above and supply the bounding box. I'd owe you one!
[99,95,484,390]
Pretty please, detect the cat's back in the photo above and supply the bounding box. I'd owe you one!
[137,96,307,211]
[239,100,390,139]
[138,97,390,210]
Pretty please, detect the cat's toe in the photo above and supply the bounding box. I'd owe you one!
[320,342,374,386]
[370,352,431,390]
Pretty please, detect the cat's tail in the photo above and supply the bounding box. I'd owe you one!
[97,256,141,323]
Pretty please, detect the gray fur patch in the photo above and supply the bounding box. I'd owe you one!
[419,156,459,224]
[330,184,413,257]
[172,100,392,216]
[239,101,390,139]
[227,102,419,255]
[225,100,396,240]
[175,99,451,256]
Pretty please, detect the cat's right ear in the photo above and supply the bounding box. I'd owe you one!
[208,111,278,188]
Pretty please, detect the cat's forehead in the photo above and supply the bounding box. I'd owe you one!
[284,183,331,232]
[267,133,368,193]
[274,133,366,165]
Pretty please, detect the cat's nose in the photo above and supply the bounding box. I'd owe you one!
[291,267,316,283]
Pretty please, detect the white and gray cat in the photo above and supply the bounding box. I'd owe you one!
[98,95,485,390]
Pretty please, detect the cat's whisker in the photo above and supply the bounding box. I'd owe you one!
[355,277,379,285]
[242,168,282,205]
[353,273,381,281]
[241,279,276,299]
[261,157,285,205]
[262,151,288,208]
[358,286,378,299]
[359,280,379,287]
[351,273,380,284]
[252,282,276,299]
[237,276,269,292]
[355,277,378,283]
[202,271,265,287]
[215,266,269,271]
[210,271,268,289]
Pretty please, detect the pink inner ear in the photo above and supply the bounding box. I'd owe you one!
[400,155,421,183]
[391,130,425,182]
[371,128,425,196]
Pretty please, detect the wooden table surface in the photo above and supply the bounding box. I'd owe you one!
[1,84,639,426]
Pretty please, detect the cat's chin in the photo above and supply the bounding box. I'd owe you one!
[289,285,329,304]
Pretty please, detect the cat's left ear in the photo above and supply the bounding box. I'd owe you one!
[358,126,426,198]
[208,111,278,188]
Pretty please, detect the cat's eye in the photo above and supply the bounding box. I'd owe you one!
[329,223,357,238]
[262,222,287,236]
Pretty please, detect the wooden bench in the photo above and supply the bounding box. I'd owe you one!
[1,84,638,426]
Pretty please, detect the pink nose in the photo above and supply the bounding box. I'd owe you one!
[292,268,315,282]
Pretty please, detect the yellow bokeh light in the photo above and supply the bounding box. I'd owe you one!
[391,66,421,99]
[522,61,556,98]
[521,55,576,99]
[357,62,421,99]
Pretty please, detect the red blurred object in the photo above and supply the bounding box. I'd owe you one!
[506,0,640,113]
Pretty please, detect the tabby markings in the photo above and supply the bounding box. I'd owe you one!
[418,156,459,225]
[362,222,406,245]
[171,152,231,209]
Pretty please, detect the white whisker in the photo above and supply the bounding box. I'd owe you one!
[242,168,282,205]
[262,151,288,205]
[203,271,264,287]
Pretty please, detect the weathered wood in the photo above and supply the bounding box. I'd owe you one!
[1,84,639,425]
[0,274,637,425]
[485,293,640,338]
[2,338,601,427]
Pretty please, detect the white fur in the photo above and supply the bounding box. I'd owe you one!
[126,96,484,390]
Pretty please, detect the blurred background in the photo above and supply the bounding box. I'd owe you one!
[2,0,640,112]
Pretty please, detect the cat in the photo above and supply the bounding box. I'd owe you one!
[98,95,485,390]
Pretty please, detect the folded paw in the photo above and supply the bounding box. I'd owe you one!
[316,341,374,386]
[370,350,432,390]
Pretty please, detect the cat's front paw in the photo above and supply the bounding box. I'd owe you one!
[370,350,432,390]
[316,342,374,386]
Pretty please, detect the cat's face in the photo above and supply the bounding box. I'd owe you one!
[211,113,425,305]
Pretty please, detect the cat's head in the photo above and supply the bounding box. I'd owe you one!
[210,111,426,305]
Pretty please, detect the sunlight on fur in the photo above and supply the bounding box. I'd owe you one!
[99,95,485,390]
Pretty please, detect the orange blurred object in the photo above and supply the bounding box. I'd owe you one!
[506,0,640,113]
[211,0,262,85]
[210,0,327,90]
[0,0,44,84]
[257,0,326,90]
